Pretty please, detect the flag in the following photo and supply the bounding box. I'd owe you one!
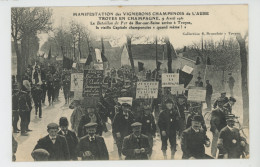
[156,61,162,70]
[101,52,108,62]
[179,70,193,88]
[48,47,51,59]
[195,57,201,65]
[61,46,73,69]
[207,57,211,65]
[138,62,144,72]
[85,54,93,66]
[183,46,186,52]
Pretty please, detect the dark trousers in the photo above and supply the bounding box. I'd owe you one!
[63,89,70,101]
[54,87,60,101]
[116,137,124,157]
[35,100,42,117]
[25,110,31,130]
[161,132,177,151]
[42,89,47,104]
[206,95,212,110]
[12,111,19,131]
[19,111,28,133]
[47,89,54,104]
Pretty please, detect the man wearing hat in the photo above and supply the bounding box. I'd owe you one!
[78,107,104,138]
[46,72,55,106]
[223,97,236,115]
[12,84,20,133]
[33,123,70,161]
[18,85,32,136]
[217,115,247,159]
[227,73,235,97]
[213,91,229,109]
[62,74,71,105]
[31,83,43,118]
[77,123,109,160]
[112,102,135,159]
[176,94,187,137]
[58,117,78,160]
[181,115,212,159]
[158,98,180,159]
[122,122,151,160]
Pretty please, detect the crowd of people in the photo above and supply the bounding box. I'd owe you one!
[12,63,248,161]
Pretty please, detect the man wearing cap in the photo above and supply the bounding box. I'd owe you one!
[62,74,70,105]
[181,115,212,159]
[176,94,187,137]
[33,123,70,161]
[227,73,235,97]
[18,85,32,136]
[31,149,50,161]
[78,107,104,138]
[47,73,55,106]
[213,92,229,109]
[217,115,247,159]
[58,117,78,160]
[223,97,236,115]
[122,122,151,160]
[205,80,213,110]
[31,83,43,118]
[77,123,109,160]
[158,98,180,159]
[139,103,156,158]
[112,102,135,159]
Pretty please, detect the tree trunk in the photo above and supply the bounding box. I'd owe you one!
[237,37,249,127]
[126,36,135,73]
[165,38,172,73]
[14,39,23,83]
[78,32,82,61]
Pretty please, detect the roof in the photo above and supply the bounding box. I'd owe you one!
[128,44,177,60]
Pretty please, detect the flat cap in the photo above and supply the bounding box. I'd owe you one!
[165,98,174,104]
[31,149,50,160]
[221,91,226,94]
[131,122,142,127]
[226,114,235,121]
[84,122,98,128]
[229,97,236,102]
[47,123,59,130]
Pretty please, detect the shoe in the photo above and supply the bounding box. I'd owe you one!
[13,130,19,133]
[21,132,28,136]
[39,116,42,118]
[26,129,32,132]
[17,128,20,131]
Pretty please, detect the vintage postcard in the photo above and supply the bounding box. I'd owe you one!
[11,5,249,161]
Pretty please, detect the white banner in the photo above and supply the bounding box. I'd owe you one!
[95,48,102,63]
[70,73,84,91]
[182,65,194,74]
[162,73,179,87]
[188,88,206,102]
[136,81,159,99]
[171,84,185,95]
[118,97,133,106]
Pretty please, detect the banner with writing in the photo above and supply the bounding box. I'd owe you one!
[162,73,179,87]
[188,88,206,102]
[136,81,159,99]
[83,70,103,97]
[171,84,185,95]
[70,73,84,91]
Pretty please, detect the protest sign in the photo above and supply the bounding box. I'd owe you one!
[136,81,159,99]
[162,73,179,87]
[70,73,84,91]
[188,88,206,102]
[182,65,194,74]
[171,84,185,95]
[83,70,103,97]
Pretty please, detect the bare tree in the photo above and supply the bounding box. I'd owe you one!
[11,7,52,81]
[236,33,249,127]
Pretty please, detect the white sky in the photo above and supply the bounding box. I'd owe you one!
[39,5,248,49]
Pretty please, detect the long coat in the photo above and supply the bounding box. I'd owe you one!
[112,112,135,138]
[33,135,70,161]
[158,109,180,135]
[217,126,245,158]
[122,133,150,160]
[77,135,109,160]
[58,130,78,160]
[181,127,210,159]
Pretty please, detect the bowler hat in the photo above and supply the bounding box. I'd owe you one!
[59,117,69,126]
[191,115,203,122]
[225,114,235,122]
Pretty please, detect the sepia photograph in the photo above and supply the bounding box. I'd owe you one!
[10,5,249,162]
